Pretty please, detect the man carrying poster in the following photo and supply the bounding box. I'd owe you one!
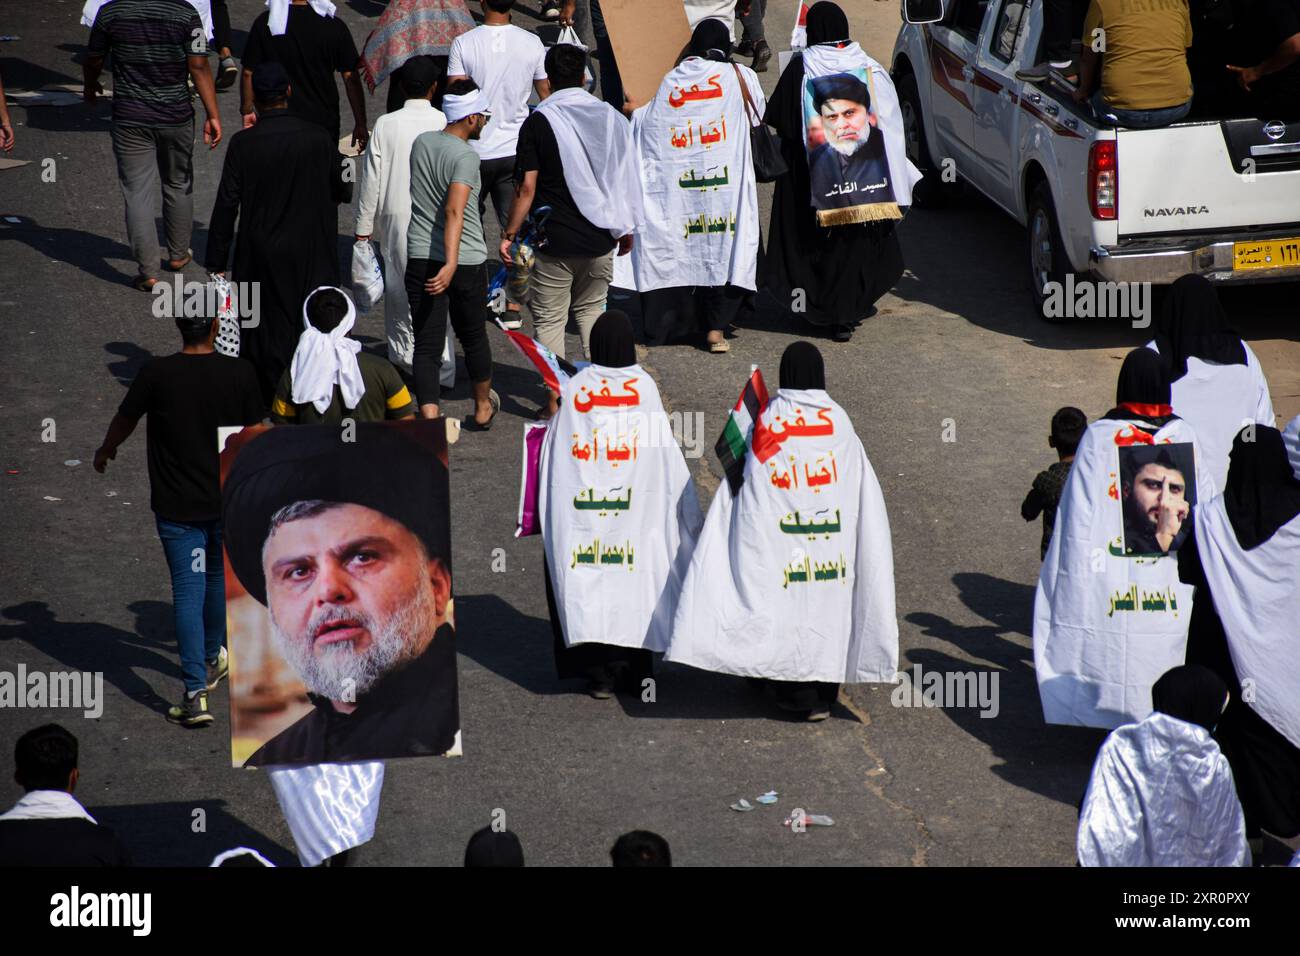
[221,421,460,766]
[1034,349,1214,729]
[668,342,899,720]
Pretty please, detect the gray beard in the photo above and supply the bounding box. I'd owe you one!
[270,582,438,702]
[827,135,864,158]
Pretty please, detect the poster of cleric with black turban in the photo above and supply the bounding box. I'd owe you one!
[802,70,898,224]
[219,420,459,768]
[1117,443,1197,557]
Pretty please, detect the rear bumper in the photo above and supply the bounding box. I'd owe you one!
[1088,234,1300,284]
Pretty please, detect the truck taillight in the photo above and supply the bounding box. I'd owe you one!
[1089,140,1117,220]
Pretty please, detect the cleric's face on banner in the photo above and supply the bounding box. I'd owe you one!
[1118,444,1196,556]
[262,501,450,705]
[818,96,875,157]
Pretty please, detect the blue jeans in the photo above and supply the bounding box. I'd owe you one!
[1089,91,1191,129]
[156,517,226,694]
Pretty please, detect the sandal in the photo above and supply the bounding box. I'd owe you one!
[709,339,731,353]
[133,274,158,292]
[164,250,192,271]
[463,388,500,432]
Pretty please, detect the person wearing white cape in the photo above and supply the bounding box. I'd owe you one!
[668,342,898,721]
[539,311,703,698]
[623,18,764,353]
[1146,275,1275,491]
[1035,348,1217,730]
[1178,418,1300,843]
[1077,664,1248,867]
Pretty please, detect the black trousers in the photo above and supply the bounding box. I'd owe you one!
[404,259,492,404]
[212,0,232,53]
[1044,0,1088,64]
[478,155,516,231]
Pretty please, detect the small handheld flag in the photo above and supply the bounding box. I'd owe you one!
[715,367,770,494]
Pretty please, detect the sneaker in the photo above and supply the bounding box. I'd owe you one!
[1016,60,1072,84]
[206,647,229,690]
[502,312,523,331]
[217,56,239,92]
[167,690,214,727]
[751,39,772,74]
[806,705,831,722]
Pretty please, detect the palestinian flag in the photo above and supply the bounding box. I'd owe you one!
[716,368,770,494]
[492,318,577,394]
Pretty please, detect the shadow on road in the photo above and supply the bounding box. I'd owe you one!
[105,340,154,387]
[902,570,1107,807]
[92,799,297,866]
[0,216,134,286]
[1,600,181,717]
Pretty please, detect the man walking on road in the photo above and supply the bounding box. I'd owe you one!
[84,0,222,291]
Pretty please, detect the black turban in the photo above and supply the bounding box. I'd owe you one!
[810,72,870,113]
[222,423,451,605]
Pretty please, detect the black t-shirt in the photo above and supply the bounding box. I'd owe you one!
[1232,0,1300,107]
[0,818,131,867]
[118,352,265,522]
[242,7,360,138]
[514,111,616,259]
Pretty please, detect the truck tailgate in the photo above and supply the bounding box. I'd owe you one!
[1117,119,1300,238]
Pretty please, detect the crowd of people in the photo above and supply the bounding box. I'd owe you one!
[2,0,1296,868]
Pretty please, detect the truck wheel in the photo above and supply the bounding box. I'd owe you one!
[1027,181,1071,323]
[897,71,952,208]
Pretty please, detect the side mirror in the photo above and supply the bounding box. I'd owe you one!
[902,0,945,24]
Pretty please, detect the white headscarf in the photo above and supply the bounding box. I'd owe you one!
[535,87,644,240]
[443,89,492,123]
[291,287,365,414]
[0,790,97,823]
[266,0,337,37]
[82,0,215,40]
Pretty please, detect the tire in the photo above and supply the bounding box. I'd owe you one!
[896,70,954,208]
[1026,181,1072,323]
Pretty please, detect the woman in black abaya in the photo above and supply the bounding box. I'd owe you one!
[763,1,904,343]
[1178,426,1300,844]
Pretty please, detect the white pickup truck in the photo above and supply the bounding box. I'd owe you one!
[889,0,1300,316]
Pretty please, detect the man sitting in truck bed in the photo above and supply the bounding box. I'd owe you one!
[1070,0,1194,129]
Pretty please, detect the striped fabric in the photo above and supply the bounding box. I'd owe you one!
[89,0,205,126]
[716,368,770,494]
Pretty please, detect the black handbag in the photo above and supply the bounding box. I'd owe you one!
[734,63,788,183]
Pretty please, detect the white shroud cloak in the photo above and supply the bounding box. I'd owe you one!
[540,364,703,651]
[1077,712,1248,867]
[668,388,898,683]
[1034,415,1215,728]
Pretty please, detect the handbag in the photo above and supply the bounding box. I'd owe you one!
[733,63,787,183]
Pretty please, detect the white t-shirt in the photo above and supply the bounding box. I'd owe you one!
[447,24,548,161]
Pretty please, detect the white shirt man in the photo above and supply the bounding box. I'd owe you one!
[354,57,456,384]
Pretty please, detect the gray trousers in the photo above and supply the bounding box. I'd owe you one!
[111,120,195,278]
[528,249,614,360]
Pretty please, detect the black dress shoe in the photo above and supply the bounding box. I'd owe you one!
[752,39,772,73]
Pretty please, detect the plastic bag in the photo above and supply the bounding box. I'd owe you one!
[515,420,550,537]
[557,25,596,92]
[210,272,240,357]
[351,239,384,313]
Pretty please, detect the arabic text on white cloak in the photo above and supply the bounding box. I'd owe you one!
[668,388,898,683]
[1034,416,1215,728]
[1077,712,1248,867]
[621,57,763,294]
[540,364,703,651]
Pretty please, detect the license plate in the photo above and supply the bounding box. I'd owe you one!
[1233,237,1300,271]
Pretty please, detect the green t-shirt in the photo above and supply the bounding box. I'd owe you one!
[407,130,486,266]
[271,352,416,425]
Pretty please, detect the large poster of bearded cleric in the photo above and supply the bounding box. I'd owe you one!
[219,420,459,768]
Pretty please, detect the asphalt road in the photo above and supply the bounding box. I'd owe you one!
[1,1,1297,866]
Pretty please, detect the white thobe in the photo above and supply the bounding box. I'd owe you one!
[355,99,457,385]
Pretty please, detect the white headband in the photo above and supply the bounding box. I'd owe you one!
[443,89,491,124]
